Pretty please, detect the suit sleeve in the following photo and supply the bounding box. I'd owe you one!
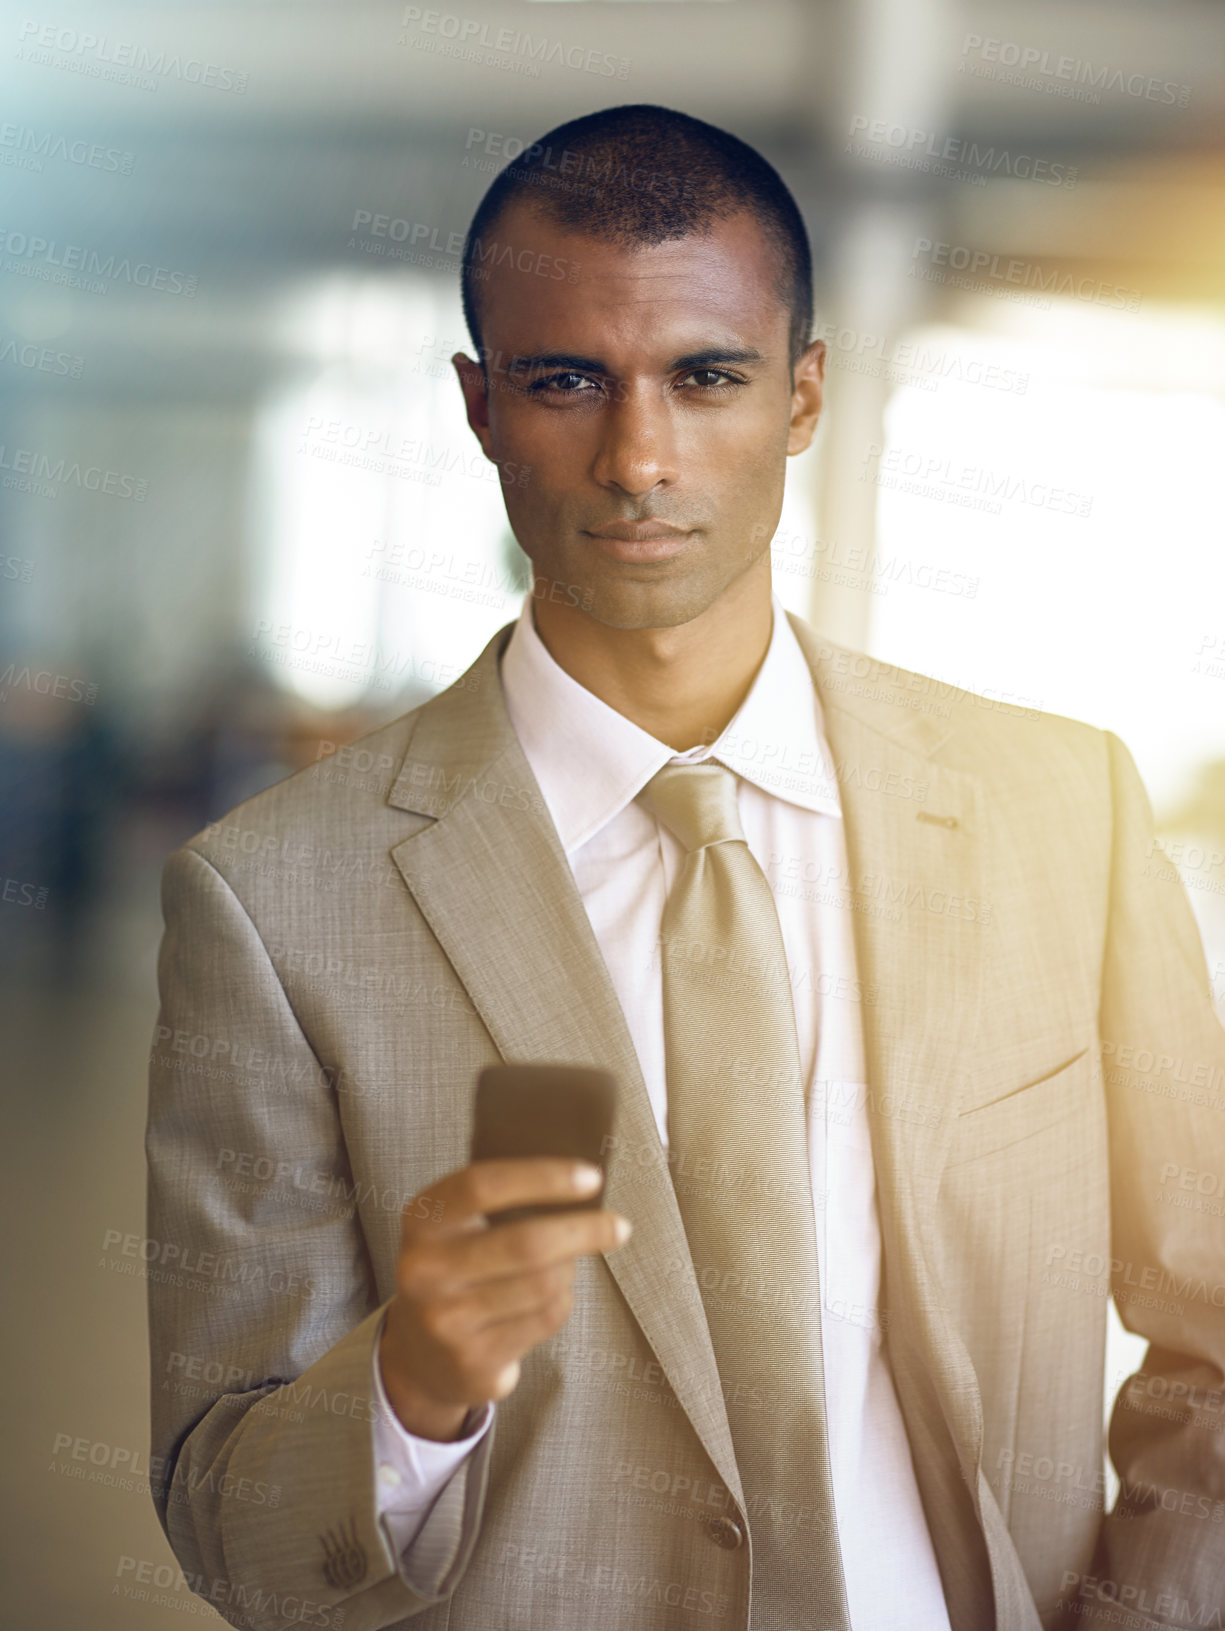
[369,1321,495,1553]
[145,845,497,1630]
[1061,732,1225,1629]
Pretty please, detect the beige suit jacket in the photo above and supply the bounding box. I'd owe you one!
[145,612,1225,1631]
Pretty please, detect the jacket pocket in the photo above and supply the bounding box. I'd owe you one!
[959,1047,1089,1117]
[947,1047,1092,1166]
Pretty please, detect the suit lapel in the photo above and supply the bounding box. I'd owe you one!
[790,615,990,1474]
[386,623,745,1509]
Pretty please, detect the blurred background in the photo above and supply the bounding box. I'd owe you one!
[2,0,1224,1622]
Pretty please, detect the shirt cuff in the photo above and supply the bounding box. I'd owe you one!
[370,1312,494,1525]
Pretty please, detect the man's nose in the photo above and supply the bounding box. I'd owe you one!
[590,386,680,497]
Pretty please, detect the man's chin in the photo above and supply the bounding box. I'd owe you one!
[541,573,719,633]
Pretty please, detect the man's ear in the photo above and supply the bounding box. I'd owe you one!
[787,338,826,456]
[452,352,493,460]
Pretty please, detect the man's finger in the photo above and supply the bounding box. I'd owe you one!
[415,1260,575,1346]
[402,1156,606,1236]
[443,1205,630,1284]
[399,1206,630,1302]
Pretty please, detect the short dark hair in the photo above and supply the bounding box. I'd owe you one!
[460,103,813,369]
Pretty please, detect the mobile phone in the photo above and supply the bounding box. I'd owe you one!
[470,1063,618,1226]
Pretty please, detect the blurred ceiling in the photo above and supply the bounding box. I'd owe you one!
[1,0,1222,397]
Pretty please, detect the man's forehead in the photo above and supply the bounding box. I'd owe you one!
[478,204,787,350]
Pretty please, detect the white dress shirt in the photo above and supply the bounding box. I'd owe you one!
[371,588,951,1629]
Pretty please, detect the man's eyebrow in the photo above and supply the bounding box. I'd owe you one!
[505,347,767,373]
[670,347,766,371]
[506,351,604,373]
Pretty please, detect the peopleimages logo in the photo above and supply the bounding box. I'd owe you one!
[0,228,197,296]
[860,444,1093,520]
[846,116,1077,187]
[397,7,630,80]
[16,20,248,93]
[0,337,84,377]
[0,443,147,500]
[348,209,581,283]
[911,239,1143,313]
[959,35,1191,107]
[0,122,135,175]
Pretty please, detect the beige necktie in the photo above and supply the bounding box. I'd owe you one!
[636,758,850,1630]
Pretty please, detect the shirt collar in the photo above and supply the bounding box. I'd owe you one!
[499,589,841,855]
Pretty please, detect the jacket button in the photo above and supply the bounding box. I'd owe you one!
[702,1514,744,1549]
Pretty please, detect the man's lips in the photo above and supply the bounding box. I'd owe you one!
[582,523,693,562]
[584,521,690,542]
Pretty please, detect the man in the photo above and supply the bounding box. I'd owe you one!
[146,104,1225,1631]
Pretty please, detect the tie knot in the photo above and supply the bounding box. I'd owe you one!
[635,759,745,853]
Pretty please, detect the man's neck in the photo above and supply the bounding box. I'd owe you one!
[529,582,774,754]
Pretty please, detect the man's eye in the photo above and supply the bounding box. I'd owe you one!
[684,369,742,389]
[529,372,596,393]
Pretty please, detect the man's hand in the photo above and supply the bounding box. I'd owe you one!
[378,1158,632,1441]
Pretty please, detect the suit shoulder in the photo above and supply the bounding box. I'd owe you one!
[908,657,1103,765]
[179,704,427,867]
[809,633,1110,799]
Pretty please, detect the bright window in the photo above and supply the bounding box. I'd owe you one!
[248,272,523,711]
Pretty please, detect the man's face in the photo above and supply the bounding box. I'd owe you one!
[453,200,825,631]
